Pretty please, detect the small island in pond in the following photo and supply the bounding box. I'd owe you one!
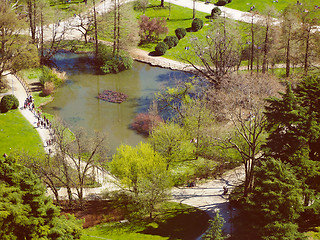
[96,90,128,104]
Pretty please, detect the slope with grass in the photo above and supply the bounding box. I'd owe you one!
[81,202,210,240]
[0,109,45,156]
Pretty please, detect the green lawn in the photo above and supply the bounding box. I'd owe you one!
[0,109,45,156]
[81,202,210,240]
[225,0,319,14]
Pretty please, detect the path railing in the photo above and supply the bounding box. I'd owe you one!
[14,73,31,97]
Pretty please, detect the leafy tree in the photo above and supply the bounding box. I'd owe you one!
[203,212,226,240]
[264,75,320,206]
[109,143,172,218]
[237,158,304,240]
[139,15,168,43]
[0,156,82,239]
[0,3,39,82]
[149,121,194,170]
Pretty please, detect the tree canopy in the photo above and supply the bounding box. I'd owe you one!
[0,156,82,239]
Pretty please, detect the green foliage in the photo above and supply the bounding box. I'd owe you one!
[163,35,179,49]
[0,94,19,113]
[98,44,133,74]
[203,212,226,240]
[211,7,222,18]
[155,41,168,55]
[0,157,83,239]
[39,66,64,88]
[214,0,231,6]
[109,143,172,218]
[175,28,187,40]
[235,158,305,239]
[149,121,194,170]
[191,18,204,32]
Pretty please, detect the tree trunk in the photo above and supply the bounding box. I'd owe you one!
[262,24,269,74]
[160,0,164,7]
[117,0,120,57]
[93,0,98,59]
[193,0,196,19]
[250,19,254,74]
[285,29,291,77]
[113,0,117,57]
[304,28,310,74]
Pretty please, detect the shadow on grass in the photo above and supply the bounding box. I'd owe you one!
[140,207,210,240]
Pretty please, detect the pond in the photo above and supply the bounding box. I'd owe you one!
[43,52,192,154]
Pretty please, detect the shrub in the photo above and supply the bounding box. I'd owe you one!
[175,28,187,40]
[215,0,231,6]
[1,94,19,113]
[131,113,163,135]
[155,42,168,55]
[41,82,55,96]
[39,66,65,88]
[163,36,179,49]
[211,7,222,18]
[98,44,133,74]
[191,18,203,32]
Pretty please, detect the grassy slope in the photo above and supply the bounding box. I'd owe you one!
[81,202,210,240]
[0,109,44,156]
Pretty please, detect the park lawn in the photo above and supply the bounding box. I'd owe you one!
[135,0,211,60]
[0,109,45,156]
[226,0,319,14]
[81,202,210,240]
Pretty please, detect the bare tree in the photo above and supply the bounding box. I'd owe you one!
[71,7,94,44]
[208,74,283,196]
[52,123,108,206]
[181,17,243,87]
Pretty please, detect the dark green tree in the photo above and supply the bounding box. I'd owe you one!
[203,212,226,240]
[0,156,82,239]
[236,158,304,240]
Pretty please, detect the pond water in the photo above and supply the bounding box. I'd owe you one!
[43,52,192,154]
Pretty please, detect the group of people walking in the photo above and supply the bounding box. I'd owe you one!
[23,95,54,148]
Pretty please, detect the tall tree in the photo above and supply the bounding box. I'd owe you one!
[264,75,320,207]
[110,143,172,218]
[182,17,243,87]
[280,5,298,77]
[0,156,82,239]
[209,74,283,196]
[236,158,304,240]
[0,2,39,82]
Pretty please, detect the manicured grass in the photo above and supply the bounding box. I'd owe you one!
[0,109,45,156]
[225,0,319,14]
[81,202,210,240]
[135,0,211,60]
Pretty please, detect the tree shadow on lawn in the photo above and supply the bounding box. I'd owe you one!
[140,207,210,240]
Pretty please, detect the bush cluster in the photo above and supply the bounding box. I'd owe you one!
[215,0,231,6]
[39,66,64,88]
[98,44,133,74]
[131,113,163,135]
[1,94,19,113]
[155,42,169,55]
[163,36,179,49]
[211,7,222,18]
[175,28,187,40]
[191,18,203,32]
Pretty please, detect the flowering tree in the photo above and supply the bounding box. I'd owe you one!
[139,15,168,43]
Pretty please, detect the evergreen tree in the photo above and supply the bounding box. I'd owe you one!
[237,158,304,240]
[0,157,82,239]
[203,212,226,240]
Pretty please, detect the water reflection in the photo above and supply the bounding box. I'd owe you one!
[43,52,193,153]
